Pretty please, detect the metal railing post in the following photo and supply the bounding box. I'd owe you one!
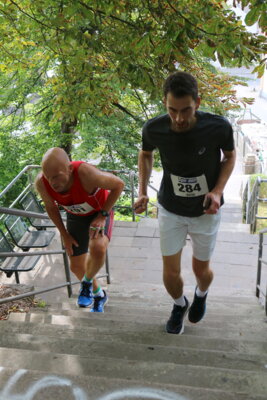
[105,249,111,284]
[130,171,135,222]
[61,239,72,298]
[15,271,20,284]
[253,177,261,233]
[256,232,263,298]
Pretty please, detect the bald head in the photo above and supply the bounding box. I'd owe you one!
[42,147,70,171]
[41,147,73,193]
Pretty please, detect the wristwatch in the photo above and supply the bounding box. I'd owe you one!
[99,209,109,217]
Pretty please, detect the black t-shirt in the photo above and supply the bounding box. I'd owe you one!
[142,111,234,217]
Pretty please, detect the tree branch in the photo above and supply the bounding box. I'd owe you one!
[8,0,64,31]
[112,102,144,124]
[78,1,137,29]
[166,0,239,37]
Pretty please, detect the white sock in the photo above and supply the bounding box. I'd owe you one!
[174,295,186,307]
[196,287,208,298]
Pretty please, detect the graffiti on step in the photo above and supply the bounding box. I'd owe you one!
[0,368,87,400]
[0,367,189,400]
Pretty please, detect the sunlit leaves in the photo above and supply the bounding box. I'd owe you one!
[245,7,261,26]
[234,0,267,33]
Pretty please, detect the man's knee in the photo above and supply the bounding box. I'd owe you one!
[89,238,108,260]
[163,254,181,280]
[192,258,211,278]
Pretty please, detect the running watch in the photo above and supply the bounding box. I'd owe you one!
[99,209,109,217]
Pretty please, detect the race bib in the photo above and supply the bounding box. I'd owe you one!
[170,174,209,197]
[60,202,95,215]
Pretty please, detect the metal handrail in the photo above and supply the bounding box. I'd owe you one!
[0,206,53,220]
[0,281,80,305]
[0,165,39,200]
[0,206,73,295]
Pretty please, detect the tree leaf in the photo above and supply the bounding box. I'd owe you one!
[245,8,260,26]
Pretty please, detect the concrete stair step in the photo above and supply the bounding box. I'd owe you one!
[127,219,254,240]
[2,320,266,355]
[7,301,267,331]
[45,290,263,309]
[0,366,265,400]
[219,222,250,232]
[215,230,258,243]
[0,333,266,373]
[3,313,267,342]
[15,305,266,330]
[0,347,266,396]
[69,282,260,301]
[46,300,264,318]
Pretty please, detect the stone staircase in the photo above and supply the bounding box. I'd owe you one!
[0,202,267,400]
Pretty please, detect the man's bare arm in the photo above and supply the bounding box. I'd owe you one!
[213,149,236,196]
[134,150,154,213]
[78,163,125,213]
[204,149,236,214]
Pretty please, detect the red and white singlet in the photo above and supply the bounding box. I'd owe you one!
[42,161,109,216]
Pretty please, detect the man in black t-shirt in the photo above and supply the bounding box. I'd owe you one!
[134,71,236,335]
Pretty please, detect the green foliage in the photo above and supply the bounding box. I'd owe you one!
[73,112,142,171]
[35,299,47,308]
[249,174,267,197]
[234,0,267,33]
[0,0,266,190]
[115,194,158,221]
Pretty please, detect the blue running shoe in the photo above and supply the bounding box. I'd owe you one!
[90,290,108,313]
[77,281,93,308]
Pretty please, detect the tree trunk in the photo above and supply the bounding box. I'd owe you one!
[60,117,78,159]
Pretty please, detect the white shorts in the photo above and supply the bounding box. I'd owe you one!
[158,205,221,261]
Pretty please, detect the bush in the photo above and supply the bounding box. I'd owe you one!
[114,195,158,221]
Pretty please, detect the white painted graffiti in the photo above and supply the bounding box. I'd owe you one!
[0,367,189,400]
[97,388,189,400]
[0,368,87,400]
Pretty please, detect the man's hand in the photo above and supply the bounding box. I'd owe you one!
[89,215,106,239]
[203,192,221,215]
[134,195,149,214]
[62,232,79,256]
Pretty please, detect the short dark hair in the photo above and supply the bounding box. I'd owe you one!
[163,71,198,101]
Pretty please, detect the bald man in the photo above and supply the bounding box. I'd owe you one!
[35,147,124,312]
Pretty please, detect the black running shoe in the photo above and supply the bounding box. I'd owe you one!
[166,297,189,334]
[188,288,207,323]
